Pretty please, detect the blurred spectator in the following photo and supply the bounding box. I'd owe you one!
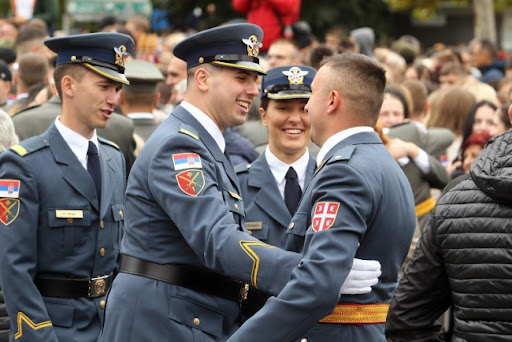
[14,23,53,60]
[460,131,493,174]
[0,60,12,111]
[494,103,512,135]
[470,38,505,84]
[350,27,374,58]
[8,0,59,35]
[266,39,302,69]
[379,86,410,129]
[0,20,17,49]
[309,44,334,70]
[427,87,476,162]
[386,106,512,341]
[291,20,315,64]
[6,52,48,116]
[232,0,301,52]
[324,25,346,52]
[0,108,17,152]
[97,16,118,32]
[125,16,151,58]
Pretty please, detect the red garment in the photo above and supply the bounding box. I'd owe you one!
[232,0,301,51]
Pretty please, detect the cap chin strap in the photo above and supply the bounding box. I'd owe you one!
[199,54,259,65]
[264,84,311,93]
[70,56,125,73]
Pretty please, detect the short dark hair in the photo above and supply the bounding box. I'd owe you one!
[321,53,386,126]
[53,64,87,99]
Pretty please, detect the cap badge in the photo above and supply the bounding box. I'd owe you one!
[282,67,308,85]
[242,35,262,58]
[114,45,129,67]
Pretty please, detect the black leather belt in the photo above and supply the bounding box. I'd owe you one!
[119,254,249,303]
[35,273,113,298]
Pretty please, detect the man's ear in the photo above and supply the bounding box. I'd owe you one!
[508,104,512,122]
[326,89,340,114]
[194,67,210,92]
[61,75,74,98]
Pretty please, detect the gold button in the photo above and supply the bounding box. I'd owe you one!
[119,210,124,218]
[248,230,253,236]
[99,248,105,257]
[234,203,239,210]
[289,222,295,229]
[71,56,76,61]
[100,221,104,229]
[301,339,307,342]
[198,57,204,64]
[100,300,106,309]
[193,317,200,326]
[67,218,73,224]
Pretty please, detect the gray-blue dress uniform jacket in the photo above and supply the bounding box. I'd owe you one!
[99,105,302,342]
[235,151,316,247]
[227,131,416,342]
[0,123,126,342]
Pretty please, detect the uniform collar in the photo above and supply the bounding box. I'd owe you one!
[180,101,226,152]
[317,126,373,166]
[265,146,309,189]
[55,116,99,169]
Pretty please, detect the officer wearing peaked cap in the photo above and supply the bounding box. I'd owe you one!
[99,23,301,342]
[120,60,164,142]
[0,32,133,342]
[100,24,382,341]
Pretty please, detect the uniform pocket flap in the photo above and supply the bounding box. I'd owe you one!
[286,212,308,237]
[43,299,74,328]
[111,203,125,222]
[168,296,223,337]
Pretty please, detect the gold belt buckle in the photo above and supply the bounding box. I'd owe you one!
[240,283,249,302]
[88,275,110,298]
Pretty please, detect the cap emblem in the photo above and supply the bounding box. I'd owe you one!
[242,35,262,58]
[282,67,309,85]
[114,45,129,67]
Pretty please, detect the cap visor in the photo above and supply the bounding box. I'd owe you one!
[212,60,266,75]
[83,63,130,85]
[267,90,312,100]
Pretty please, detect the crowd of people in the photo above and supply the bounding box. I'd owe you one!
[0,3,511,341]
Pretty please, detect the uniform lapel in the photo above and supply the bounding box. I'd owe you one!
[98,144,115,219]
[249,155,291,228]
[47,125,99,212]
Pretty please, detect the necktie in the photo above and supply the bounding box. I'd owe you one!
[87,141,101,200]
[284,167,301,215]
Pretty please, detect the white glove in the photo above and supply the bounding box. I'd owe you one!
[340,258,381,295]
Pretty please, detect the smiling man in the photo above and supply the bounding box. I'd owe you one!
[0,32,133,342]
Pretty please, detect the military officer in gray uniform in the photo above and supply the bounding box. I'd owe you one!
[120,59,164,142]
[12,98,137,175]
[99,25,379,342]
[236,65,381,320]
[0,32,133,342]
[228,53,416,342]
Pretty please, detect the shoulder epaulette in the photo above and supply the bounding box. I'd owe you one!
[326,145,356,165]
[98,136,120,150]
[9,136,48,157]
[234,163,251,174]
[178,124,199,140]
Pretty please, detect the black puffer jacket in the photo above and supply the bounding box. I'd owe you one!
[385,130,512,342]
[0,289,9,341]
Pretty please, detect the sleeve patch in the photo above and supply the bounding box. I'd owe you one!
[172,153,202,170]
[312,202,339,232]
[176,170,205,196]
[0,179,20,198]
[0,198,20,226]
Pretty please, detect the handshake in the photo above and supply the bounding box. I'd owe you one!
[340,258,382,295]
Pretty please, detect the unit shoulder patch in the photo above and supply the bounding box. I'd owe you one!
[0,198,20,226]
[176,170,205,196]
[312,201,340,232]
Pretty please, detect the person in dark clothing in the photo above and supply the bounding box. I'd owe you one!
[386,105,512,342]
